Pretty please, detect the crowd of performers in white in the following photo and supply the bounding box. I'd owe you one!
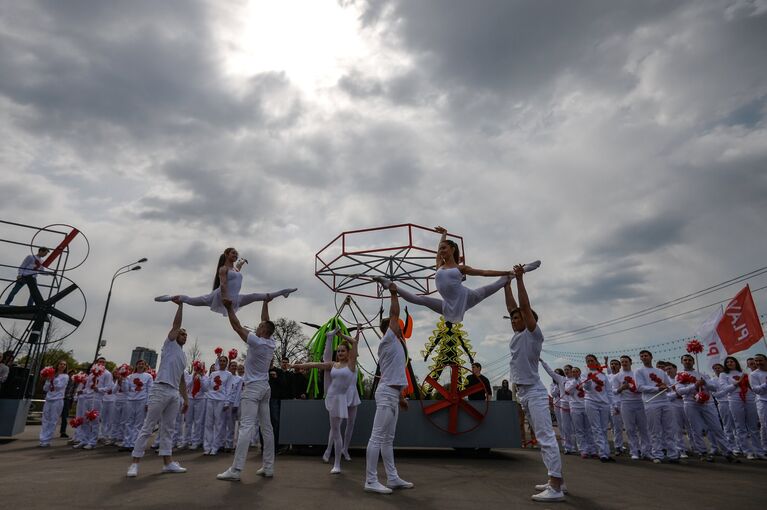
[29,234,767,503]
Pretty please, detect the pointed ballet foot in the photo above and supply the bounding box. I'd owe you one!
[281,288,298,298]
[154,295,172,302]
[322,452,331,463]
[330,466,341,474]
[342,451,351,461]
[523,260,541,273]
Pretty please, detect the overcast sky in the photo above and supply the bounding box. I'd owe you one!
[1,0,765,384]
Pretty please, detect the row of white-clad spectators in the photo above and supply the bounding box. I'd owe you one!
[541,351,767,462]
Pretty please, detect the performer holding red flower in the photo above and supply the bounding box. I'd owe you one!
[718,356,765,459]
[614,355,651,460]
[583,354,614,462]
[634,350,679,464]
[565,367,596,460]
[122,359,153,452]
[183,360,208,449]
[39,360,69,447]
[203,354,232,455]
[676,354,734,461]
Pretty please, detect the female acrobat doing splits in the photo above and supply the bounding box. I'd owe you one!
[375,227,539,324]
[291,327,361,474]
[155,247,297,315]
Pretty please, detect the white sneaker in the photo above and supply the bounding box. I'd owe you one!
[73,443,84,449]
[154,295,172,302]
[534,483,568,494]
[217,468,241,481]
[680,452,689,459]
[330,466,341,474]
[256,467,274,478]
[126,463,138,478]
[162,462,187,474]
[630,454,639,460]
[83,444,94,450]
[746,453,756,460]
[531,487,565,502]
[322,452,330,463]
[39,443,50,448]
[364,481,393,494]
[386,478,414,490]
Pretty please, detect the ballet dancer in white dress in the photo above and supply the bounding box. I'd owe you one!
[374,227,539,324]
[290,327,360,474]
[155,247,297,316]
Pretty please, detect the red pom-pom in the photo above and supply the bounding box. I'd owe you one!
[213,375,222,391]
[91,364,105,376]
[676,372,697,385]
[686,339,704,354]
[228,348,238,360]
[40,366,55,379]
[192,360,206,373]
[694,391,710,404]
[85,409,100,421]
[118,364,132,377]
[192,377,202,398]
[69,416,85,428]
[72,372,87,385]
[214,346,223,356]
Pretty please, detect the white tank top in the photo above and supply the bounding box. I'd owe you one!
[223,268,243,297]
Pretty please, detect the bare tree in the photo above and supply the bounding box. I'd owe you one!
[270,318,309,364]
[187,337,203,370]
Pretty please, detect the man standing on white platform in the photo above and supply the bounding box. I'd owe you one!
[505,264,565,503]
[364,282,413,495]
[217,297,276,481]
[126,299,189,477]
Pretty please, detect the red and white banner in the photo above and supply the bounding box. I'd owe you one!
[699,285,764,370]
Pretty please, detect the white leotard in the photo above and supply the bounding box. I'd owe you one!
[209,269,243,315]
[435,267,468,323]
[325,366,356,419]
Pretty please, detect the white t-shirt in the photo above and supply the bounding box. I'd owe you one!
[18,254,44,277]
[378,329,407,389]
[508,325,544,385]
[634,366,672,404]
[44,373,69,400]
[613,369,643,403]
[243,332,275,383]
[156,337,186,389]
[206,370,232,400]
[127,372,154,401]
[750,368,767,402]
[583,370,611,405]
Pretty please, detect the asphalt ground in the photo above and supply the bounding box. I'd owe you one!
[1,425,764,510]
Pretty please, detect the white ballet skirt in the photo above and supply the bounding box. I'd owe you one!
[325,366,357,419]
[197,269,244,316]
[435,267,469,323]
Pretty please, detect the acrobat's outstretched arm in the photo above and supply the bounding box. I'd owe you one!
[167,300,184,341]
[434,226,448,269]
[225,302,249,343]
[514,264,537,332]
[388,284,402,339]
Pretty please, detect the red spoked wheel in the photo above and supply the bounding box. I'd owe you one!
[420,363,488,435]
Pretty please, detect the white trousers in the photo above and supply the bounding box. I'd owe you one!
[670,403,688,453]
[40,398,64,444]
[570,406,595,455]
[83,396,102,446]
[100,400,115,439]
[757,400,767,451]
[729,398,764,455]
[717,401,739,452]
[131,383,180,458]
[366,385,402,484]
[559,406,576,452]
[184,398,206,446]
[518,383,562,478]
[644,402,678,460]
[611,407,626,449]
[124,400,147,447]
[232,381,273,471]
[111,401,126,442]
[204,399,227,452]
[621,400,651,457]
[172,402,184,446]
[74,397,87,442]
[223,406,235,448]
[585,400,611,458]
[684,402,730,455]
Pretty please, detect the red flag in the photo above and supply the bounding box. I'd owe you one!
[716,285,764,355]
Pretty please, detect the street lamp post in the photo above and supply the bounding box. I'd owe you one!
[93,258,147,363]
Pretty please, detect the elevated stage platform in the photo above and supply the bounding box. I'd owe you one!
[280,399,521,448]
